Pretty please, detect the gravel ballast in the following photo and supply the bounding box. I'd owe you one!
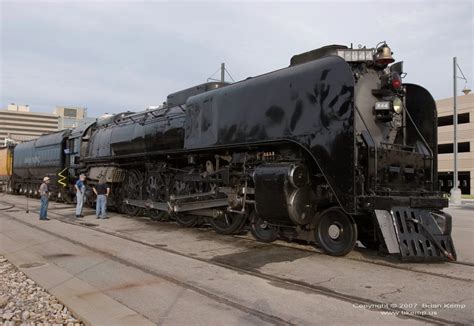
[0,255,84,326]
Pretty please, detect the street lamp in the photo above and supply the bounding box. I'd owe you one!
[450,57,471,204]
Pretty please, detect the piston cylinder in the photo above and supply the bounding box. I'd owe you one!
[254,163,316,225]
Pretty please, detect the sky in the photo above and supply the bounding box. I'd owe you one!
[1,0,473,118]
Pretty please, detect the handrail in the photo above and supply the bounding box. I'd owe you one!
[401,102,435,190]
[354,106,378,190]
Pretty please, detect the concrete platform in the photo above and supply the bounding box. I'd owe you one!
[1,194,473,325]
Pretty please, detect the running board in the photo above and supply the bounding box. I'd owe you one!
[124,199,169,211]
[173,198,228,212]
[123,198,228,213]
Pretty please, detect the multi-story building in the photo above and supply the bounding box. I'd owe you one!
[436,93,474,195]
[0,104,58,145]
[54,106,95,129]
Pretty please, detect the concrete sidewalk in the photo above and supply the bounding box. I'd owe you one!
[2,194,473,325]
[1,211,429,325]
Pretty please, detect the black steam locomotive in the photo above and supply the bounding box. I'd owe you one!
[10,42,456,261]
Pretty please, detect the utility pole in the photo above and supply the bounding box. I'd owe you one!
[450,57,461,204]
[221,63,225,83]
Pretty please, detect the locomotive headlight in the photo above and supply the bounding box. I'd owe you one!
[393,97,403,114]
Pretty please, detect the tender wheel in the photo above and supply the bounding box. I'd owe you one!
[208,211,248,235]
[249,211,277,243]
[315,207,357,256]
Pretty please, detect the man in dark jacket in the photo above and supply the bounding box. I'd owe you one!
[93,177,110,219]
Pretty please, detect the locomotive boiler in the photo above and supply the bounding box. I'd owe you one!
[81,42,455,261]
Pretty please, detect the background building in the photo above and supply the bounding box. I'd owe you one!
[54,106,95,129]
[0,104,58,145]
[436,93,474,195]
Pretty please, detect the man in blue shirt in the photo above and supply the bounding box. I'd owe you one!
[75,174,86,218]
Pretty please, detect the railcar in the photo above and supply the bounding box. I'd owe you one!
[11,130,72,200]
[0,146,14,192]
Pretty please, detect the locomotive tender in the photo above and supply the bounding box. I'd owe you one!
[10,42,456,261]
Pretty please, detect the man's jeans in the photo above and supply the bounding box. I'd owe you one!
[96,194,107,218]
[39,195,48,219]
[76,191,85,216]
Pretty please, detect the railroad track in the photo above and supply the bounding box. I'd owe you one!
[3,197,472,280]
[2,199,471,325]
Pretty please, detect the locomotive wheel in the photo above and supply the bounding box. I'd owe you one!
[171,180,199,227]
[208,211,248,235]
[174,213,199,227]
[148,209,171,221]
[315,207,357,256]
[122,169,144,216]
[145,173,171,221]
[146,174,168,202]
[123,203,143,216]
[249,211,277,243]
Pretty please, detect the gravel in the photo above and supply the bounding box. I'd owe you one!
[0,256,84,325]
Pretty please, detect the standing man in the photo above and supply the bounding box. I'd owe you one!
[93,176,110,219]
[39,176,50,220]
[75,174,86,218]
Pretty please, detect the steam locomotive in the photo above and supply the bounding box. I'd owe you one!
[9,42,456,261]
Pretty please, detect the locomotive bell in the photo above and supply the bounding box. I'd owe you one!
[375,44,394,65]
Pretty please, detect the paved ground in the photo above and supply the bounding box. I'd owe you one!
[1,194,473,325]
[447,200,474,263]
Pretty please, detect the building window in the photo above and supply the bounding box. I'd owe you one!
[438,113,470,126]
[63,108,77,117]
[438,142,471,154]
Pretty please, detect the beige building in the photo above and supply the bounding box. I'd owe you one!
[54,106,87,129]
[436,93,474,195]
[0,104,58,145]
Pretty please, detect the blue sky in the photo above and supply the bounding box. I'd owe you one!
[1,0,472,118]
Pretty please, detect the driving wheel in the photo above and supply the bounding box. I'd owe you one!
[208,211,248,235]
[172,180,199,227]
[122,169,144,216]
